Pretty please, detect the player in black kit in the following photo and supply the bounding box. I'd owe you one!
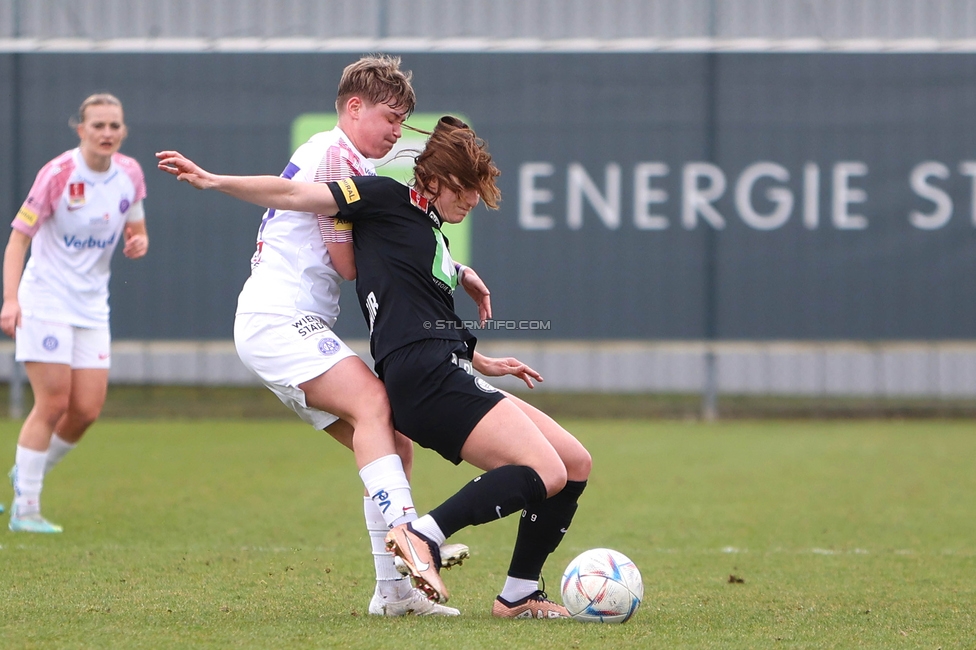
[157,117,591,619]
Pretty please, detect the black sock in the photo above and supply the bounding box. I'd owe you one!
[507,479,587,581]
[429,465,547,539]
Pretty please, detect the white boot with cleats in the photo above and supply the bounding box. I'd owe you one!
[368,585,461,616]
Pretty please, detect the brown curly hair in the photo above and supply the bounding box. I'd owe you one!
[412,116,501,210]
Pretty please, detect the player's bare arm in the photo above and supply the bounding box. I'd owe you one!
[472,352,543,389]
[123,219,149,259]
[328,241,357,281]
[458,265,492,324]
[0,230,30,338]
[156,150,340,215]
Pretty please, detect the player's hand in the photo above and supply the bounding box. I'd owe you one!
[460,266,492,325]
[0,300,21,339]
[123,227,149,259]
[156,151,217,189]
[474,355,543,389]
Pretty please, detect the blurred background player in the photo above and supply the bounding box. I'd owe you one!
[157,115,592,619]
[1,93,149,533]
[227,55,488,616]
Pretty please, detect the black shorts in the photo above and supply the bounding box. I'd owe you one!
[378,338,506,465]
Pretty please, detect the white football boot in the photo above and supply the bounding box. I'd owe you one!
[369,585,461,616]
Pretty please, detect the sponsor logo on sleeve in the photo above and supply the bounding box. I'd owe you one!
[15,207,38,228]
[337,178,360,204]
[409,188,430,213]
[410,189,441,227]
[335,219,353,231]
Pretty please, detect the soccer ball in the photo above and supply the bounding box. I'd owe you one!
[560,548,643,623]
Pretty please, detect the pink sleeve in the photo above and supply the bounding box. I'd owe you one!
[114,153,147,202]
[313,146,359,244]
[318,214,354,244]
[11,155,73,237]
[312,144,363,184]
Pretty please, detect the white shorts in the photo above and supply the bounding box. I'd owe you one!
[15,316,112,369]
[234,312,359,429]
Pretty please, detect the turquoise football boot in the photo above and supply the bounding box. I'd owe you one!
[9,510,63,534]
[8,465,62,532]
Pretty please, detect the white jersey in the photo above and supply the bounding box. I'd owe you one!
[235,126,375,324]
[12,148,147,327]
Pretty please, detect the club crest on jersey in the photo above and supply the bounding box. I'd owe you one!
[119,198,130,213]
[68,182,86,207]
[410,189,441,227]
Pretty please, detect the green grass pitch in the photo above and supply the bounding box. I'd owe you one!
[1,418,974,648]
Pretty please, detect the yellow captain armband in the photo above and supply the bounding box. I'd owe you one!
[15,206,38,228]
[337,178,360,204]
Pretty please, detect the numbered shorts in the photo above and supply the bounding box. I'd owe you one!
[15,316,111,369]
[378,338,505,465]
[234,312,359,429]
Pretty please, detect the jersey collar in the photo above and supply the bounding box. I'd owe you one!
[73,148,116,183]
[333,125,368,161]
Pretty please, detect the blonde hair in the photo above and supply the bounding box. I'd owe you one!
[412,116,501,210]
[336,55,415,116]
[70,93,124,128]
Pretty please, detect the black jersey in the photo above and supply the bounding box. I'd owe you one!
[327,175,475,366]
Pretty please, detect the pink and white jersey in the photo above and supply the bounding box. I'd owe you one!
[12,148,146,327]
[236,126,375,324]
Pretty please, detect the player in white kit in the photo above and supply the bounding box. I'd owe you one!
[1,93,149,533]
[231,56,489,616]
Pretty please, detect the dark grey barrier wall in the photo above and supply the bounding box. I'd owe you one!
[1,52,974,341]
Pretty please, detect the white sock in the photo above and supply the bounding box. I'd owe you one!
[378,577,414,600]
[358,454,417,528]
[364,496,405,583]
[410,514,446,547]
[13,445,48,516]
[499,577,540,603]
[44,434,76,475]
